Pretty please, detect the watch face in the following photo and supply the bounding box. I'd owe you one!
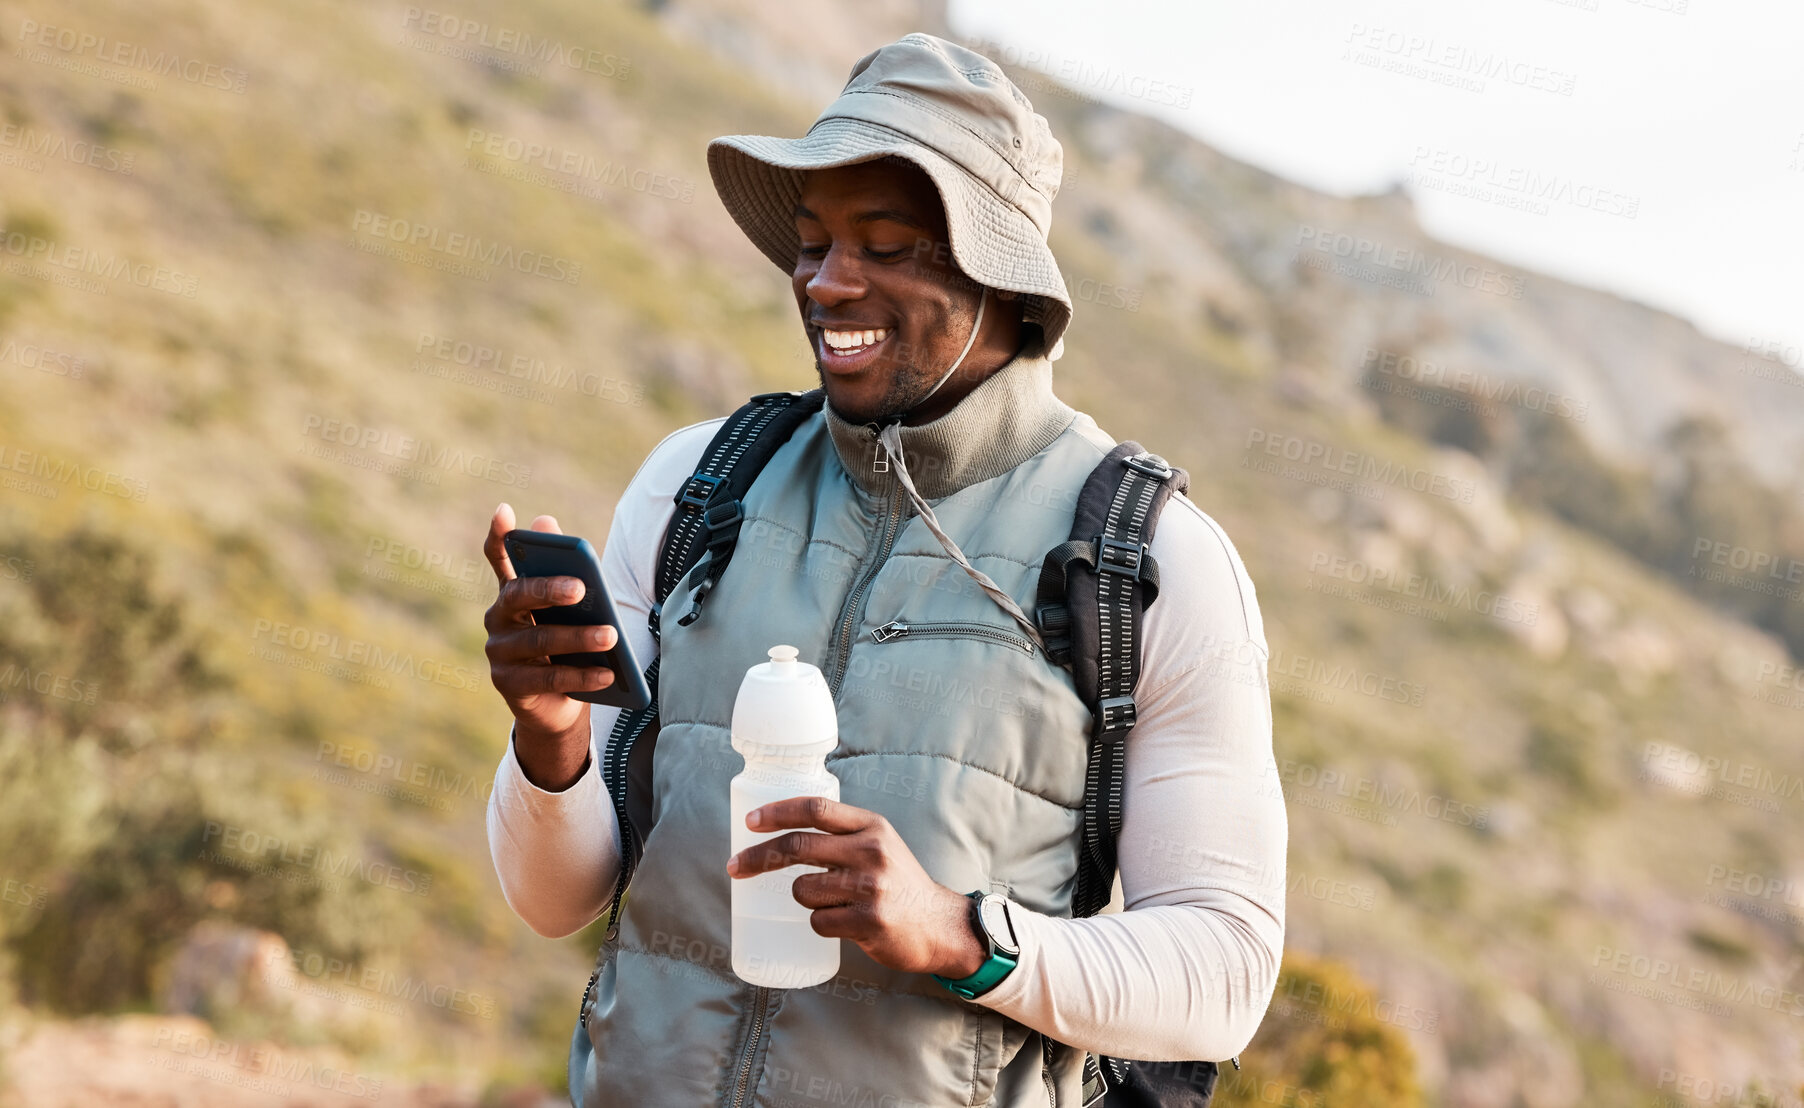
[978,895,1019,957]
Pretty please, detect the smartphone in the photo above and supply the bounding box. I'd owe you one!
[502,529,652,711]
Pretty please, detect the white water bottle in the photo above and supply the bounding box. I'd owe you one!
[729,644,841,988]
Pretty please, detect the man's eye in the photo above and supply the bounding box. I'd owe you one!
[799,244,828,258]
[867,247,908,260]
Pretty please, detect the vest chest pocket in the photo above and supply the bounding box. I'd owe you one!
[867,619,1037,656]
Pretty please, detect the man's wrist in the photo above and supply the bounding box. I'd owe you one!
[511,720,592,793]
[933,888,989,980]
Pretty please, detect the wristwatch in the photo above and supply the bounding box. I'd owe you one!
[931,890,1020,1000]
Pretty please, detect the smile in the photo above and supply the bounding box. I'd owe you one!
[816,327,892,374]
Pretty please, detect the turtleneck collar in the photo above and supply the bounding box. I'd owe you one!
[821,341,1077,500]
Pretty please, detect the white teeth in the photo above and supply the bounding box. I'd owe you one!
[824,327,889,352]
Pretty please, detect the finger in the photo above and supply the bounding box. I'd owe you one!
[790,868,883,910]
[487,622,618,663]
[747,796,878,835]
[807,904,877,941]
[491,661,616,700]
[729,828,864,878]
[485,502,518,587]
[531,513,562,534]
[489,574,587,627]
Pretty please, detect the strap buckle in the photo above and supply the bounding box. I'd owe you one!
[702,497,744,534]
[1095,535,1149,579]
[1034,601,1071,666]
[676,472,725,510]
[1122,452,1171,480]
[1096,695,1137,741]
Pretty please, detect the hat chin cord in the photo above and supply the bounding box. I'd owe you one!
[869,288,1047,651]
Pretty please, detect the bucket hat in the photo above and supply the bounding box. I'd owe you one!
[707,32,1072,360]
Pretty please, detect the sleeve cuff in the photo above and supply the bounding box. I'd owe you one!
[969,898,1045,1014]
[494,723,602,819]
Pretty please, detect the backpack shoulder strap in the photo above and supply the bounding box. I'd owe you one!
[1032,441,1190,1107]
[1034,441,1188,917]
[583,387,824,1017]
[653,388,828,636]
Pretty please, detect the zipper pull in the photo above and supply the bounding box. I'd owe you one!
[870,620,909,643]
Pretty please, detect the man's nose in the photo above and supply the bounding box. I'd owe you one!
[805,243,867,306]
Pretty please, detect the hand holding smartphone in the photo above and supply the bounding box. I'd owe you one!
[482,506,650,791]
[501,529,651,710]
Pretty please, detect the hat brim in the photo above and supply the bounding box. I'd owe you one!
[707,117,1071,357]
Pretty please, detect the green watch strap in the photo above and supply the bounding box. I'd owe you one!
[931,891,1019,1000]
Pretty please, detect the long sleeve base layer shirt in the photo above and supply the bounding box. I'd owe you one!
[486,346,1288,1066]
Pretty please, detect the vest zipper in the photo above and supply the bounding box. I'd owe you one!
[727,435,905,1107]
[727,984,771,1108]
[825,439,907,696]
[868,619,1036,655]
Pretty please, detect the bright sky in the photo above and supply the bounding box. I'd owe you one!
[948,0,1804,372]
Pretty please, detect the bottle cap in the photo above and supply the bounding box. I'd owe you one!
[731,644,838,754]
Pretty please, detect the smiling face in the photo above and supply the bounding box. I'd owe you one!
[793,157,1024,426]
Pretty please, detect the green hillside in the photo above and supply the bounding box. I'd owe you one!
[1,0,1800,1103]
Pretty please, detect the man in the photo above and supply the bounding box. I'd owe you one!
[481,32,1285,1107]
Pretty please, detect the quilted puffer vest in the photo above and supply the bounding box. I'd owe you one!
[577,346,1122,1107]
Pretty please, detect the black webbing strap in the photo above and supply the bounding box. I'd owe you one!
[1031,442,1189,1107]
[578,388,824,1023]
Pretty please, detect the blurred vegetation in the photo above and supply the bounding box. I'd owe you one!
[0,0,1800,1101]
[1215,952,1422,1108]
[0,526,408,1015]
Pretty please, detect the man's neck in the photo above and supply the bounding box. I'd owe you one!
[821,337,1075,500]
